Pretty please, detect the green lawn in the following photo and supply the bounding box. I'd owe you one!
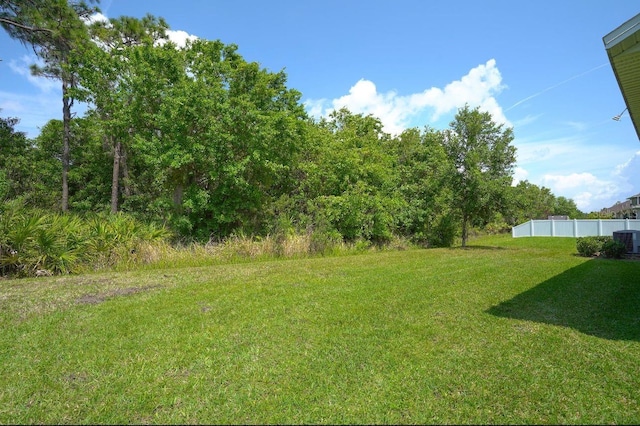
[1,235,639,424]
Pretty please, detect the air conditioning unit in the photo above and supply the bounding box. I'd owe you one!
[612,230,640,254]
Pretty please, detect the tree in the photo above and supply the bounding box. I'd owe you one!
[504,181,550,224]
[34,116,110,211]
[0,1,58,49]
[443,105,517,247]
[0,112,31,201]
[151,39,307,238]
[393,126,457,246]
[286,109,400,243]
[1,0,100,212]
[504,181,585,224]
[75,14,169,213]
[75,31,308,238]
[553,196,583,218]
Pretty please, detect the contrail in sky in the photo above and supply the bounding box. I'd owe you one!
[99,0,113,15]
[505,63,609,112]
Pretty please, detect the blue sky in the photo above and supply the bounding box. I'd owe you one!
[1,0,639,213]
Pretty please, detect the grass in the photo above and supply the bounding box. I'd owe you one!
[1,235,639,424]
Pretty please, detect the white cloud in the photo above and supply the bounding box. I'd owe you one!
[564,121,588,132]
[542,173,600,192]
[408,59,507,123]
[3,54,63,137]
[511,133,630,180]
[306,59,509,135]
[86,12,198,49]
[512,114,541,128]
[0,90,62,138]
[84,12,109,25]
[512,135,584,165]
[9,55,59,93]
[512,167,529,185]
[614,150,640,182]
[541,173,616,211]
[303,99,326,119]
[613,151,640,198]
[166,30,198,48]
[539,165,637,212]
[0,98,25,114]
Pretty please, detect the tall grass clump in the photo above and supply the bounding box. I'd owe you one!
[132,230,413,272]
[81,212,171,270]
[0,201,82,276]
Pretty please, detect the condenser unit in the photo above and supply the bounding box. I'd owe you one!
[612,230,640,254]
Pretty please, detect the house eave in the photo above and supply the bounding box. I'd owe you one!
[604,13,640,141]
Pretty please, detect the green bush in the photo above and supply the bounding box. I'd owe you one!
[576,236,611,257]
[601,239,627,259]
[0,202,170,277]
[309,229,343,255]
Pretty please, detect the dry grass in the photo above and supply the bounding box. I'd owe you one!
[116,232,400,272]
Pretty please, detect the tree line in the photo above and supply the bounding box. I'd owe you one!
[0,0,585,250]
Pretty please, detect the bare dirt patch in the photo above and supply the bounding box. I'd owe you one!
[76,285,162,305]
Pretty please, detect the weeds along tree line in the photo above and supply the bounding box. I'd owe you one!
[0,1,586,276]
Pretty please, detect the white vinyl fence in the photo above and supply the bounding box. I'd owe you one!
[512,219,640,238]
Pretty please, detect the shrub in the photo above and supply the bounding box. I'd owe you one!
[0,203,171,277]
[576,236,611,257]
[601,239,627,259]
[428,214,457,248]
[309,229,343,255]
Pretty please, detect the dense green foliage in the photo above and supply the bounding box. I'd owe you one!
[506,181,584,224]
[1,1,586,275]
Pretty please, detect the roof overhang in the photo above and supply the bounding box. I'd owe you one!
[604,13,640,141]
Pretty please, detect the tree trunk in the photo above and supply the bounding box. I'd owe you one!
[173,183,184,210]
[61,80,72,213]
[111,138,121,214]
[461,213,468,247]
[121,146,131,197]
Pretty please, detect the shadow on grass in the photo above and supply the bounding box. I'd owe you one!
[486,259,640,341]
[462,245,507,250]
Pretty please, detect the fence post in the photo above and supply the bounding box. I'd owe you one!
[530,220,534,237]
[598,219,602,236]
[551,219,555,237]
[573,219,578,237]
[626,219,630,230]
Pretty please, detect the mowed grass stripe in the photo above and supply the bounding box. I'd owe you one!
[1,235,639,424]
